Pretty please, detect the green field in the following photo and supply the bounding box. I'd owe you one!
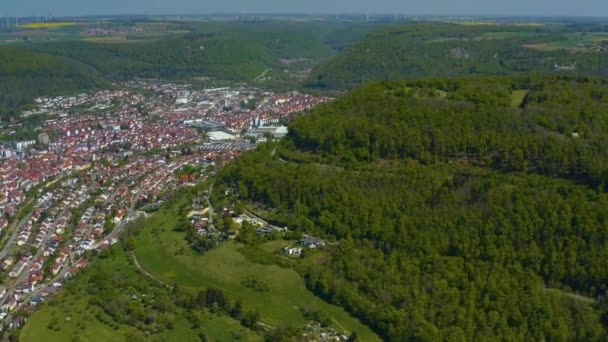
[21,296,140,342]
[134,191,380,340]
[475,31,547,40]
[510,89,529,107]
[20,300,207,342]
[21,245,260,342]
[21,296,257,342]
[522,32,608,51]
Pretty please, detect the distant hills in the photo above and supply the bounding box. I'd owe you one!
[307,24,608,89]
[24,21,372,83]
[5,20,608,116]
[0,20,373,117]
[0,46,107,118]
[29,38,276,82]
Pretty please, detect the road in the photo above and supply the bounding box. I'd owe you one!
[4,209,141,322]
[271,146,287,163]
[0,181,128,314]
[9,207,68,291]
[0,198,50,260]
[242,209,285,231]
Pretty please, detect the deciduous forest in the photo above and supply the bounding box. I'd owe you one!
[218,76,608,340]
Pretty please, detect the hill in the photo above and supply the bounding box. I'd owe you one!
[132,182,380,340]
[21,184,378,341]
[0,46,107,119]
[29,38,276,82]
[217,76,608,340]
[307,24,608,89]
[0,20,372,116]
[19,243,261,342]
[24,21,373,83]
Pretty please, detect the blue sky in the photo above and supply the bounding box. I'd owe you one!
[1,0,607,17]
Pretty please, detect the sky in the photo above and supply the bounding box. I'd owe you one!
[1,0,607,18]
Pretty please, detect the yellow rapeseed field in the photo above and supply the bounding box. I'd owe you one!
[19,22,81,29]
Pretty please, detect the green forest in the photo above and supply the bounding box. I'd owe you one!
[217,76,608,340]
[25,21,372,82]
[308,24,608,89]
[0,46,107,118]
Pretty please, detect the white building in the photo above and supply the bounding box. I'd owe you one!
[207,131,237,141]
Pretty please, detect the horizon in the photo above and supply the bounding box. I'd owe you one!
[2,0,607,19]
[2,12,608,20]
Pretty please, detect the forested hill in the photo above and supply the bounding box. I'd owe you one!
[25,21,373,83]
[217,76,608,340]
[307,24,608,89]
[0,46,107,118]
[291,76,608,186]
[29,38,276,82]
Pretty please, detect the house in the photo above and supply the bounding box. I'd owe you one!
[15,282,34,294]
[97,242,110,250]
[284,246,302,256]
[59,246,71,259]
[76,259,89,269]
[114,210,125,224]
[43,247,55,257]
[31,257,45,271]
[40,288,54,297]
[51,262,61,276]
[28,272,43,285]
[2,297,17,312]
[1,257,14,271]
[64,267,78,279]
[300,237,325,249]
[9,316,27,329]
[29,295,44,306]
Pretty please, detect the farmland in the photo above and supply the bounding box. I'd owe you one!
[18,22,82,29]
[521,32,608,51]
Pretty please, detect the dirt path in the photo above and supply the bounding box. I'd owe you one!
[257,321,275,331]
[254,68,271,82]
[130,251,173,289]
[544,288,596,304]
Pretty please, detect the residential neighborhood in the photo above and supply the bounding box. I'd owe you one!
[0,81,332,330]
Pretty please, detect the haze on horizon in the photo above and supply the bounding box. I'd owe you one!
[1,0,607,18]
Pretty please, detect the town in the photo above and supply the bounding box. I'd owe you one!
[0,81,331,330]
